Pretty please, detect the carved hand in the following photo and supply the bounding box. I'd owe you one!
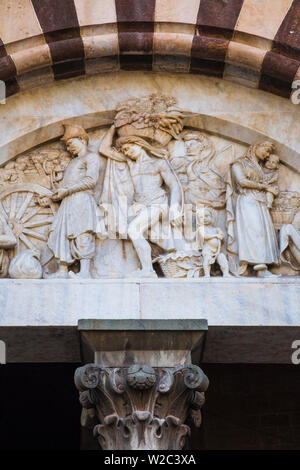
[257,182,269,191]
[170,205,183,228]
[51,188,69,201]
[265,185,278,196]
[38,196,52,207]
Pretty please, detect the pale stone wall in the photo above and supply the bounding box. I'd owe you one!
[1,72,300,170]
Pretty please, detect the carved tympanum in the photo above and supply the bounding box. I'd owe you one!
[0,93,299,279]
[74,363,209,450]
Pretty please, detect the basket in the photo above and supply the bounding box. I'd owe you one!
[271,192,300,229]
[159,257,186,278]
[270,209,295,229]
[117,124,173,146]
[156,251,202,278]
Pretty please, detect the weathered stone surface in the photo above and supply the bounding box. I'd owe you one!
[75,362,209,450]
[78,318,207,366]
[1,277,300,326]
[1,72,300,172]
[75,320,208,450]
[0,92,299,281]
[1,278,299,363]
[0,1,299,453]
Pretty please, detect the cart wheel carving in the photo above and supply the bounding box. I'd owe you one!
[0,183,56,256]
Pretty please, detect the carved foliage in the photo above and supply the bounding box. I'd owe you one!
[74,363,209,450]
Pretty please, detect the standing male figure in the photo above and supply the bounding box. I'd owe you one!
[47,124,100,278]
[99,125,183,278]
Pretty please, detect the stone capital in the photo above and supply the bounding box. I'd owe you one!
[75,362,209,450]
[75,319,208,450]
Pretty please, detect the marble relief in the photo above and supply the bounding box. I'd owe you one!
[0,94,299,280]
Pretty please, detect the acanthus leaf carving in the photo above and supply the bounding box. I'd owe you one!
[75,363,209,450]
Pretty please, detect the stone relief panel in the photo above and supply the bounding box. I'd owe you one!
[0,93,300,279]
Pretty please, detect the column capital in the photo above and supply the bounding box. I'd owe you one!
[75,319,208,450]
[75,362,209,450]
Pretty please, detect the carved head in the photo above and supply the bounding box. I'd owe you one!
[15,156,28,171]
[116,136,167,160]
[182,132,212,158]
[65,137,87,156]
[265,153,280,170]
[254,141,274,161]
[121,143,143,161]
[61,124,89,156]
[196,207,214,226]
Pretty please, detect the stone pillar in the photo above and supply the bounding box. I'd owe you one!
[75,320,209,450]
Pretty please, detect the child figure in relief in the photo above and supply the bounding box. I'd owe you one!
[263,153,280,209]
[196,207,232,278]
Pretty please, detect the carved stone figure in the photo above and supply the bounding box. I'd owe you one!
[31,149,71,189]
[196,207,232,278]
[0,147,72,198]
[183,132,226,209]
[75,363,208,450]
[226,141,280,277]
[263,153,280,209]
[0,215,17,277]
[46,125,100,279]
[0,94,298,280]
[99,125,183,278]
[0,216,17,249]
[168,131,226,210]
[2,157,30,184]
[280,209,300,270]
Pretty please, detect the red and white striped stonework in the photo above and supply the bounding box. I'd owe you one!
[0,0,299,99]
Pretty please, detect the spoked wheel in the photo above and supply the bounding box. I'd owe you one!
[0,183,56,255]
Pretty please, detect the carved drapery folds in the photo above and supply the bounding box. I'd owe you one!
[74,363,209,450]
[1,93,300,279]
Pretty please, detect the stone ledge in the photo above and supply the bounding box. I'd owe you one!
[0,278,299,327]
[0,279,299,364]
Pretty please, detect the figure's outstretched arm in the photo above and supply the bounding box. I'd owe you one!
[99,125,127,163]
